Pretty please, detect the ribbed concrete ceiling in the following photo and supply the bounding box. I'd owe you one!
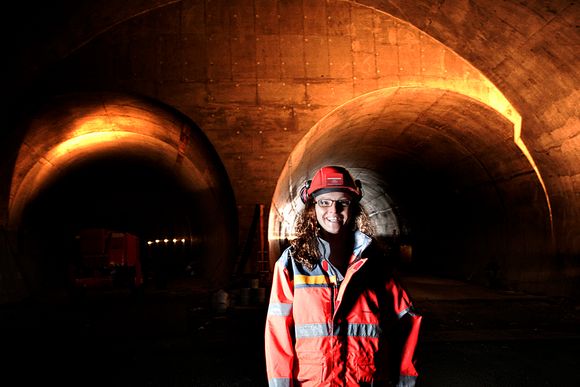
[1,0,577,297]
[270,87,551,282]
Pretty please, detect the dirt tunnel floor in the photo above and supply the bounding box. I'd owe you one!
[1,276,579,386]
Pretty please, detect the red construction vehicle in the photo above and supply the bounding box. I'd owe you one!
[70,228,142,290]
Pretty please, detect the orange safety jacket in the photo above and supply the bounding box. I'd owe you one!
[265,231,421,387]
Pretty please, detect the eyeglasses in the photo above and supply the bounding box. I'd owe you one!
[315,199,352,207]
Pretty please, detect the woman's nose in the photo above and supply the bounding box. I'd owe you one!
[328,202,340,212]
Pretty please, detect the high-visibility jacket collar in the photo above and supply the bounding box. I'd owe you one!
[317,230,372,277]
[317,230,372,261]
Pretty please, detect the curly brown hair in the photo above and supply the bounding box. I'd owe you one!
[290,198,374,270]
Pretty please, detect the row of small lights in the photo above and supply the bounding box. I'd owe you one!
[147,238,187,245]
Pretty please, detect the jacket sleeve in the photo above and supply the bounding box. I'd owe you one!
[388,279,422,387]
[264,253,295,387]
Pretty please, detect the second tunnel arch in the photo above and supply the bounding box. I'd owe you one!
[9,92,237,290]
[269,86,553,287]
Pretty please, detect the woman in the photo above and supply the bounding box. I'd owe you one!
[265,166,421,387]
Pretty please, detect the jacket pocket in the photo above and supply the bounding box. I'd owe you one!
[295,351,326,385]
[349,351,376,383]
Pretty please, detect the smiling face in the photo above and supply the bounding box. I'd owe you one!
[314,191,354,236]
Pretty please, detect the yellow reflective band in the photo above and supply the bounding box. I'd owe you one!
[294,274,336,286]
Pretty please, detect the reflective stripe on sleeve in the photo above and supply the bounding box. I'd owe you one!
[295,323,331,338]
[346,323,382,338]
[398,306,416,319]
[267,303,293,317]
[268,377,292,387]
[397,375,417,387]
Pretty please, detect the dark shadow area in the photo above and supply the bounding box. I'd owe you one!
[1,275,579,386]
[0,289,268,387]
[17,154,209,298]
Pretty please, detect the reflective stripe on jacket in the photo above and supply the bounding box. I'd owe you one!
[265,231,421,387]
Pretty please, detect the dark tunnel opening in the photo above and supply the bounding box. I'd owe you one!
[18,153,210,297]
[269,88,554,292]
[382,166,506,282]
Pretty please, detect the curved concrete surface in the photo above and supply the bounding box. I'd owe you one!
[0,0,577,299]
[9,93,236,293]
[270,87,552,287]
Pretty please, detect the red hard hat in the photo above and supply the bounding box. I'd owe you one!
[300,166,362,203]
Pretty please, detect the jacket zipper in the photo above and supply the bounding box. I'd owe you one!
[329,280,337,384]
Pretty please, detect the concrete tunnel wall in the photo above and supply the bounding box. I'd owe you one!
[5,92,237,297]
[0,0,578,300]
[269,87,553,289]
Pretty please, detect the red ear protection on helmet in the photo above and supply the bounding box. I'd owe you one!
[299,180,312,204]
[355,179,363,198]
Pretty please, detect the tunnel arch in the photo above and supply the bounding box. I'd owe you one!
[269,86,552,287]
[9,92,237,290]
